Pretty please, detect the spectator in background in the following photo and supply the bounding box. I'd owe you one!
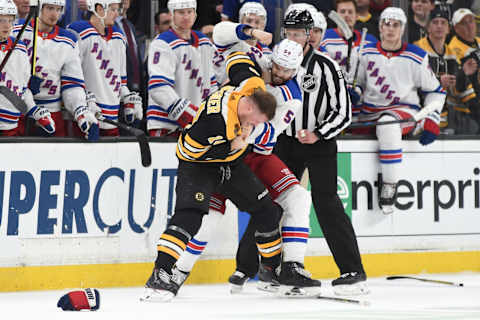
[193,0,221,30]
[13,0,29,20]
[369,0,391,16]
[408,0,435,43]
[355,0,379,38]
[154,7,172,35]
[126,0,150,37]
[449,8,480,133]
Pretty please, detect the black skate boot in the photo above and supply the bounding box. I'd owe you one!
[228,270,249,293]
[278,262,321,296]
[379,182,397,214]
[332,272,369,296]
[257,264,280,292]
[141,268,179,302]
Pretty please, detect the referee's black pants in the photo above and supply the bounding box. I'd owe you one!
[274,134,365,275]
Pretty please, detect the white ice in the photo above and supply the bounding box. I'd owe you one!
[1,272,479,320]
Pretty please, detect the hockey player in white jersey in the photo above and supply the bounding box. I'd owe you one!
[353,7,446,214]
[0,0,55,136]
[168,39,322,297]
[68,0,142,137]
[147,0,218,137]
[13,0,99,140]
[212,1,272,85]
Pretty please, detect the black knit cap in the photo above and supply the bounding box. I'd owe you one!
[429,5,450,22]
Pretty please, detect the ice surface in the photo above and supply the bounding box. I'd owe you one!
[1,273,479,320]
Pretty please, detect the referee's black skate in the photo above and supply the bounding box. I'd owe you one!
[332,272,369,296]
[257,264,280,292]
[278,262,321,296]
[140,268,179,302]
[228,270,249,293]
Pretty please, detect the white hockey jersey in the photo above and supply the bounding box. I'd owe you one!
[68,21,129,129]
[356,42,446,121]
[147,29,218,133]
[13,21,86,116]
[248,78,302,155]
[212,21,272,85]
[0,37,36,130]
[320,28,377,80]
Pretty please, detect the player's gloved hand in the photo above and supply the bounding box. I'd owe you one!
[347,85,361,105]
[28,75,43,95]
[86,92,102,118]
[74,105,99,141]
[27,105,55,134]
[168,98,199,128]
[123,92,143,124]
[419,118,439,146]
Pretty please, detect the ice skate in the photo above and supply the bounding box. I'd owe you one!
[379,182,397,214]
[332,272,370,296]
[228,270,249,294]
[278,262,321,297]
[140,268,179,302]
[257,264,280,292]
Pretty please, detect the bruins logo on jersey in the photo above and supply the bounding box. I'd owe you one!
[301,74,319,93]
[195,192,205,202]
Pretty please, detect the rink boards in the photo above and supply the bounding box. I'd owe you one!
[0,139,479,291]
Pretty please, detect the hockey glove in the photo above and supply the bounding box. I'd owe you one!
[26,106,55,134]
[168,98,199,128]
[347,84,361,105]
[57,288,100,311]
[419,118,439,145]
[123,92,143,124]
[86,92,102,117]
[28,75,43,95]
[74,105,99,141]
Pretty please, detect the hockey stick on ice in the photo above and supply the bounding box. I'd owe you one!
[96,115,152,167]
[386,276,464,287]
[317,295,370,306]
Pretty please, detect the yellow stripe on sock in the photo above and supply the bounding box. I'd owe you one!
[158,246,180,260]
[260,248,282,258]
[160,234,187,250]
[257,238,281,249]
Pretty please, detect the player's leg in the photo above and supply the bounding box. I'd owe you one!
[376,114,402,214]
[142,161,218,302]
[307,140,368,296]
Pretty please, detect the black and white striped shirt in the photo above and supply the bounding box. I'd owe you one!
[286,46,352,140]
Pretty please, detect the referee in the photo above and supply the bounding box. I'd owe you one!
[275,8,368,295]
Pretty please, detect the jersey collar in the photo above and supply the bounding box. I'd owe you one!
[377,41,407,58]
[169,27,199,47]
[0,37,13,52]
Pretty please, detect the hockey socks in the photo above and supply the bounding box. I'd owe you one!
[255,229,282,268]
[155,225,191,272]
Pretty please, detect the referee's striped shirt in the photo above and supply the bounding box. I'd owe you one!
[285,46,352,140]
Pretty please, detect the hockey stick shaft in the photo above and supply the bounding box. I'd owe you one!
[98,117,152,167]
[352,28,368,88]
[386,276,464,287]
[30,1,40,75]
[349,118,415,128]
[316,295,370,306]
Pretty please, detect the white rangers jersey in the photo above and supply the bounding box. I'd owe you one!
[320,28,377,81]
[356,42,446,121]
[212,21,272,85]
[0,37,36,130]
[68,21,129,129]
[147,29,218,133]
[13,21,86,116]
[248,78,302,155]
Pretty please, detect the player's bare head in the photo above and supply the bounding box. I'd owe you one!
[240,89,276,126]
[12,0,28,17]
[0,0,16,40]
[39,0,65,28]
[271,39,303,85]
[335,0,357,29]
[282,9,314,49]
[426,6,450,40]
[379,7,406,44]
[239,2,267,31]
[87,0,122,26]
[168,0,196,31]
[453,8,477,42]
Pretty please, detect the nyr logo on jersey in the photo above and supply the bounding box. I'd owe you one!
[366,61,400,105]
[301,74,319,93]
[91,43,121,92]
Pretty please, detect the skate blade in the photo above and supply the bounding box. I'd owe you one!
[230,283,245,294]
[256,281,280,293]
[140,287,175,302]
[333,282,370,296]
[278,286,321,298]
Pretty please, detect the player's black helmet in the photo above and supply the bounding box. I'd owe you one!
[283,9,314,30]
